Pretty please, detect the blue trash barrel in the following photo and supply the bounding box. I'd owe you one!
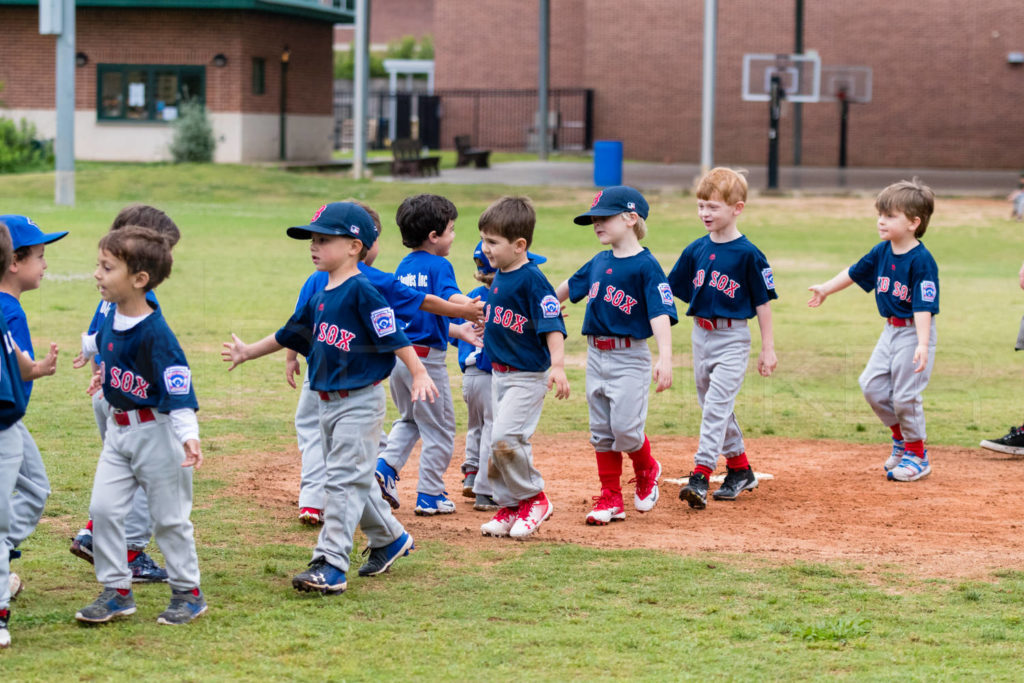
[593,140,623,186]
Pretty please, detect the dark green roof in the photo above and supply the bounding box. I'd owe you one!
[0,0,353,23]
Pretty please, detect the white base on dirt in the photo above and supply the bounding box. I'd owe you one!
[663,472,774,486]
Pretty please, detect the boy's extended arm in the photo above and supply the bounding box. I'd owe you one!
[285,348,301,388]
[222,332,283,370]
[449,320,483,348]
[755,302,777,377]
[394,346,440,403]
[545,332,570,399]
[807,268,855,307]
[650,314,673,392]
[422,293,486,323]
[912,310,932,373]
[16,341,58,381]
[554,280,570,303]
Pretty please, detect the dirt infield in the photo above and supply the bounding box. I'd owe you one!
[226,433,1024,580]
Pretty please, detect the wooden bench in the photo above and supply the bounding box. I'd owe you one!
[391,138,440,177]
[454,135,491,168]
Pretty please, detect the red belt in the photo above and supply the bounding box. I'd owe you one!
[318,381,381,401]
[695,317,733,331]
[491,362,520,373]
[588,336,631,350]
[887,316,914,327]
[113,407,156,427]
[413,345,431,358]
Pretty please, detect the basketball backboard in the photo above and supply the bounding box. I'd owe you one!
[741,52,821,103]
[819,66,873,103]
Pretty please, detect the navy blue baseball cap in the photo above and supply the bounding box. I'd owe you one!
[472,240,547,274]
[0,214,69,249]
[287,202,378,249]
[573,186,650,225]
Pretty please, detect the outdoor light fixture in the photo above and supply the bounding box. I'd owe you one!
[281,46,291,64]
[212,53,228,67]
[1008,52,1024,66]
[75,52,88,67]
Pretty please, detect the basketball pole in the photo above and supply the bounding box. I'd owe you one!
[768,74,783,190]
[700,0,717,173]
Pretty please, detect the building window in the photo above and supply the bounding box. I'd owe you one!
[252,57,266,95]
[97,64,205,122]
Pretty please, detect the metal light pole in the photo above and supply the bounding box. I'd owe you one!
[353,0,370,178]
[41,0,76,206]
[700,0,717,172]
[279,46,290,161]
[537,0,550,160]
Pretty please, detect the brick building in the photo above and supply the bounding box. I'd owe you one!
[333,0,433,50]
[432,0,1024,169]
[0,0,350,162]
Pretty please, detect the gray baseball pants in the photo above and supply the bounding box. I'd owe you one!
[89,412,200,591]
[380,348,455,496]
[461,368,494,497]
[0,425,23,610]
[489,370,547,507]
[692,320,750,471]
[586,340,651,453]
[859,320,937,443]
[3,422,49,556]
[313,384,405,573]
[93,392,152,550]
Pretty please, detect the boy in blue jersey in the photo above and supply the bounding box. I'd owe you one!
[477,196,569,539]
[0,220,59,649]
[0,215,66,601]
[375,194,479,516]
[74,226,206,626]
[70,205,180,583]
[809,178,938,482]
[669,168,778,510]
[223,202,438,594]
[554,187,678,526]
[284,201,484,527]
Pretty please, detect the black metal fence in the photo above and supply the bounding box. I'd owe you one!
[333,86,593,153]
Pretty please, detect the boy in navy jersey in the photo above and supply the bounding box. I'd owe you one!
[809,178,938,482]
[223,202,438,594]
[375,194,479,516]
[669,168,778,510]
[75,227,206,626]
[477,196,569,539]
[554,187,677,526]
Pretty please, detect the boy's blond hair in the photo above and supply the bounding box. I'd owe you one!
[0,222,12,275]
[478,196,536,247]
[630,214,648,240]
[474,270,495,286]
[696,167,748,205]
[875,178,934,238]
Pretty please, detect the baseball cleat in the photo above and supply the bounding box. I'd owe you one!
[884,438,906,471]
[292,557,347,594]
[374,459,401,509]
[510,492,553,539]
[358,532,414,577]
[129,551,169,583]
[462,471,477,498]
[70,529,95,565]
[298,507,323,525]
[887,451,931,482]
[75,588,136,623]
[680,471,709,509]
[156,589,208,625]
[414,491,456,516]
[712,467,758,500]
[0,608,9,648]
[632,458,662,512]
[586,489,626,525]
[473,494,500,511]
[980,425,1024,455]
[8,573,23,601]
[481,506,518,537]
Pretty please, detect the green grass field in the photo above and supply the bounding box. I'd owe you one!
[2,164,1024,678]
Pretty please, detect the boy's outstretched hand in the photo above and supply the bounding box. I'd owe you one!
[806,284,829,307]
[221,333,247,370]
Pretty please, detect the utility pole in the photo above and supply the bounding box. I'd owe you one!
[41,0,75,205]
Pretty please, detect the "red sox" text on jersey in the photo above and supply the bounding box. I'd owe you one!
[486,304,528,333]
[316,323,356,351]
[100,361,151,399]
[692,269,741,298]
[588,282,638,314]
[876,277,911,302]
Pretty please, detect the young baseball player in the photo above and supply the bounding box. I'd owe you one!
[0,220,59,649]
[553,187,677,525]
[670,168,778,509]
[375,194,479,516]
[808,178,938,482]
[223,202,436,594]
[74,226,206,626]
[477,196,569,539]
[285,201,484,525]
[979,260,1024,455]
[70,205,180,583]
[0,215,66,599]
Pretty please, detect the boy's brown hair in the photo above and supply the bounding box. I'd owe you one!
[98,226,173,292]
[478,196,536,247]
[111,205,181,247]
[696,167,748,205]
[875,178,935,238]
[0,222,13,275]
[395,194,458,248]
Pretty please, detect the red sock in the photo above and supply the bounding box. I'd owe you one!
[904,440,925,456]
[725,452,750,470]
[85,519,93,532]
[116,588,131,597]
[595,450,623,493]
[126,550,140,563]
[694,464,713,478]
[191,588,201,597]
[626,435,656,473]
[890,424,904,441]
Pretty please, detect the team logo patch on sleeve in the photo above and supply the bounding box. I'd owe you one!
[370,307,398,336]
[658,282,674,306]
[920,280,937,303]
[761,267,776,290]
[164,366,192,396]
[540,295,561,319]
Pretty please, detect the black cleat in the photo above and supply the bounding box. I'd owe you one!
[980,425,1024,455]
[712,467,758,500]
[679,472,709,509]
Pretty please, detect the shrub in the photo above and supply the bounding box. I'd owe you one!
[169,98,216,163]
[0,117,54,174]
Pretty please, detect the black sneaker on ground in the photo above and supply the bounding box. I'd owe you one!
[712,467,758,500]
[130,551,169,583]
[980,425,1024,455]
[679,472,709,509]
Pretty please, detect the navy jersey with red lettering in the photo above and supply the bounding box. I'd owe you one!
[294,263,426,323]
[87,292,159,367]
[393,251,462,350]
[455,284,492,373]
[847,241,939,319]
[0,318,28,429]
[667,234,778,319]
[483,263,566,372]
[567,248,678,338]
[276,273,410,391]
[96,303,198,413]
